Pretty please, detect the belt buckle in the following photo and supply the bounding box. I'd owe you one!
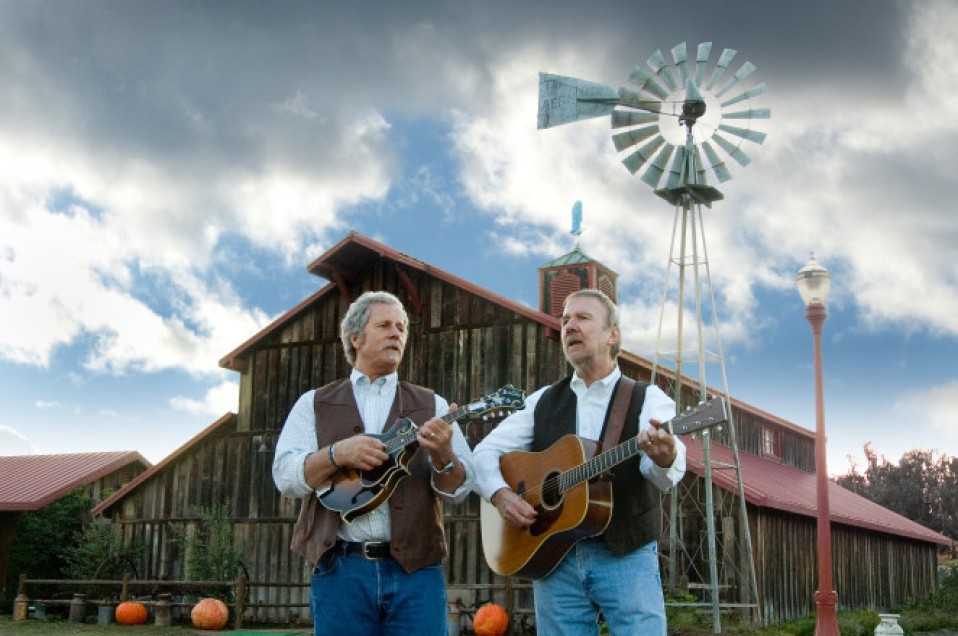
[363,541,385,560]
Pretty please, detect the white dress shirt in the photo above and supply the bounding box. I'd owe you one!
[472,367,686,501]
[272,368,476,543]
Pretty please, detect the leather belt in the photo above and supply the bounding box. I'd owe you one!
[337,540,391,560]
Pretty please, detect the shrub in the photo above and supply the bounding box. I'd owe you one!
[169,502,245,602]
[61,516,144,585]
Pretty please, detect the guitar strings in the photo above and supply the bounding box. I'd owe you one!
[512,438,643,504]
[381,399,518,455]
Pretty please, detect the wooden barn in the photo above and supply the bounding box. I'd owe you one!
[92,230,951,629]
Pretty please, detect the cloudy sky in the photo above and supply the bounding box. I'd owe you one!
[1,0,956,476]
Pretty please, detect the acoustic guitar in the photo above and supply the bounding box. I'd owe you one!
[479,397,728,578]
[319,385,525,523]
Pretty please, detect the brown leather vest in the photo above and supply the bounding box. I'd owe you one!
[288,378,447,573]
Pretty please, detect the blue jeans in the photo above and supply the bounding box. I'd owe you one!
[532,538,666,636]
[310,549,447,636]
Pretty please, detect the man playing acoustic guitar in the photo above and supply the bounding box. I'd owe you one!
[473,289,686,635]
[273,291,476,636]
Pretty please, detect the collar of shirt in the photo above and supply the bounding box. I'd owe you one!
[349,368,399,435]
[570,366,622,440]
[350,367,398,393]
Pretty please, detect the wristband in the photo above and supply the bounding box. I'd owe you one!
[328,443,340,469]
[433,458,456,475]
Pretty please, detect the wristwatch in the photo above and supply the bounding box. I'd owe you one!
[433,458,456,475]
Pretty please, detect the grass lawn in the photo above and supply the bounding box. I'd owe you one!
[0,616,310,635]
[3,612,958,635]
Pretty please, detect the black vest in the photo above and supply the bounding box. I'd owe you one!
[531,375,662,555]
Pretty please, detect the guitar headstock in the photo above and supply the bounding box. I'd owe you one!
[460,384,526,422]
[668,397,729,436]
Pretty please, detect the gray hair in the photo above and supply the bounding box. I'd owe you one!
[564,289,621,358]
[340,291,409,366]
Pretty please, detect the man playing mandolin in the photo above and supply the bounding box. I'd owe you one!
[473,289,686,635]
[273,290,476,636]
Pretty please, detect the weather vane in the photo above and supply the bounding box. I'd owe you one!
[570,200,583,245]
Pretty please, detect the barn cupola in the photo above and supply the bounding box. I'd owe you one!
[538,245,618,318]
[537,202,618,319]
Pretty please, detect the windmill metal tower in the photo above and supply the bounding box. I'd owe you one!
[537,41,768,630]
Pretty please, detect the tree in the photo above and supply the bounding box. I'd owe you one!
[2,490,92,609]
[836,445,958,540]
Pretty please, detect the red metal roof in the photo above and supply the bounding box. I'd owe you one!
[0,452,150,512]
[684,436,952,546]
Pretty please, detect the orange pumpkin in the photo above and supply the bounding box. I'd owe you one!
[191,597,229,630]
[115,601,148,625]
[473,603,509,636]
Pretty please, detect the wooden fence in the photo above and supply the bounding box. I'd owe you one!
[10,573,527,633]
[11,572,306,629]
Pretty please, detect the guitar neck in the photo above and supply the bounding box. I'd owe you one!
[556,397,728,493]
[559,437,644,493]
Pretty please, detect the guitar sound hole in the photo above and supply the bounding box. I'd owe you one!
[541,471,562,508]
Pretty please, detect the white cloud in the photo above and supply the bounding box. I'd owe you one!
[895,380,958,443]
[170,380,240,417]
[0,425,39,456]
[271,89,324,122]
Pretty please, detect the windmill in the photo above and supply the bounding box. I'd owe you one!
[538,41,768,630]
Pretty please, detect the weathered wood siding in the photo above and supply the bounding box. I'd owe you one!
[754,508,940,623]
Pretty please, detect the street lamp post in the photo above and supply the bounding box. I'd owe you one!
[796,254,839,636]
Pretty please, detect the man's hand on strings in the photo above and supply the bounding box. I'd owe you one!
[491,487,537,528]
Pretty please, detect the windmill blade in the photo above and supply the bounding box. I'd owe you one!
[612,124,659,151]
[537,72,619,129]
[694,42,712,85]
[685,77,704,103]
[716,61,757,98]
[721,82,767,108]
[723,108,771,120]
[647,49,679,92]
[672,42,690,85]
[705,47,737,91]
[618,86,665,112]
[712,132,752,167]
[718,123,767,144]
[694,146,710,185]
[701,141,733,183]
[664,146,688,190]
[611,110,660,128]
[621,135,666,174]
[641,144,676,188]
[626,67,670,101]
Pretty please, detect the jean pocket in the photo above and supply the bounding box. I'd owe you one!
[313,548,339,577]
